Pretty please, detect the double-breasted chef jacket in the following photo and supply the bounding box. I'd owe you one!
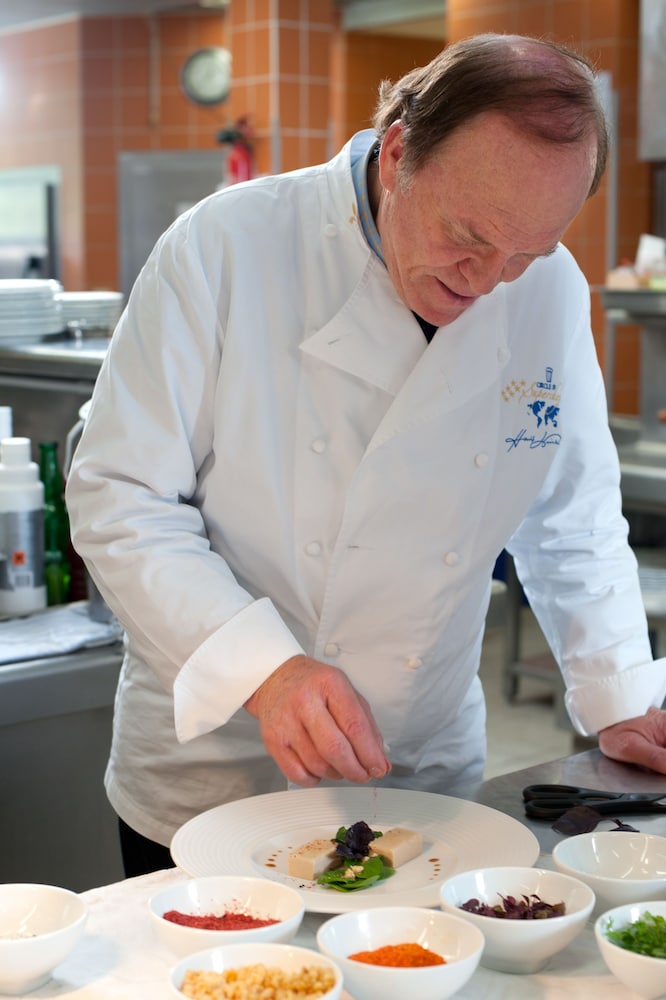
[67,131,666,846]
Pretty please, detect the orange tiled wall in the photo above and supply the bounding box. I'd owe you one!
[447,0,652,413]
[231,0,335,173]
[80,13,231,291]
[0,0,652,414]
[0,20,85,289]
[0,2,338,292]
[0,12,231,290]
[330,31,444,151]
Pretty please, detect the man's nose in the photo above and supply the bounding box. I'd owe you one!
[457,251,508,296]
[458,251,530,295]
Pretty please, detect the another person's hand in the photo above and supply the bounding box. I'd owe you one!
[598,706,666,774]
[244,654,392,787]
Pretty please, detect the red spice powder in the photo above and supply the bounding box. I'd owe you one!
[162,908,279,931]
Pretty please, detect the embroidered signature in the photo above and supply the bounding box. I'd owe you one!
[505,428,562,451]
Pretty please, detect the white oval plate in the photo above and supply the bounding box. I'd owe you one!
[171,786,539,914]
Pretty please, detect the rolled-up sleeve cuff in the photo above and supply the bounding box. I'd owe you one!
[565,657,666,736]
[173,597,305,743]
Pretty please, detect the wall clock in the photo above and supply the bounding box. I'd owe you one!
[180,47,232,106]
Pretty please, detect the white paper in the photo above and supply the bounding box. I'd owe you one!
[635,233,666,272]
[0,600,122,663]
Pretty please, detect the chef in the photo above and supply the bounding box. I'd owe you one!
[66,33,666,876]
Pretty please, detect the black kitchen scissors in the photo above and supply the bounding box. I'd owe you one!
[522,784,666,820]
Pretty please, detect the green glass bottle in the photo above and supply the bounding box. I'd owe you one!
[38,441,71,605]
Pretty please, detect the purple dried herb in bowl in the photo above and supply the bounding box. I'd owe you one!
[460,893,566,920]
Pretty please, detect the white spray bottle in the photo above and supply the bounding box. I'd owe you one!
[0,437,47,617]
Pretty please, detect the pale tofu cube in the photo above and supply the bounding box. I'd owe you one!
[287,838,340,880]
[369,827,422,868]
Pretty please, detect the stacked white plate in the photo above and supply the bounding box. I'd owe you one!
[56,290,124,333]
[0,278,64,340]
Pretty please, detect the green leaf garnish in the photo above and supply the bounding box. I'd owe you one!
[317,854,395,892]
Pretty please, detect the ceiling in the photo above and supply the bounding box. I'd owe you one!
[0,1,213,34]
[0,0,443,38]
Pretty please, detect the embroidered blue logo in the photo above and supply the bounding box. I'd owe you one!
[527,400,559,428]
[504,366,562,452]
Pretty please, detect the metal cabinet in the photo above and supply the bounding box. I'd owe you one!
[0,337,123,890]
[0,644,125,891]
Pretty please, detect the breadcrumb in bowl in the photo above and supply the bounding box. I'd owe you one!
[169,942,343,1000]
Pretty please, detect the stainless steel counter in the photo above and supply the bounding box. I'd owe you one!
[470,748,666,856]
[601,289,666,516]
[0,331,110,380]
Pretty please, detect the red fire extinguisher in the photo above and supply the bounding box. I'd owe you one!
[218,116,255,185]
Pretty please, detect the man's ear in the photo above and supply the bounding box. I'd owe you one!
[378,120,405,193]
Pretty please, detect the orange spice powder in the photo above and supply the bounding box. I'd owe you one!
[348,942,445,967]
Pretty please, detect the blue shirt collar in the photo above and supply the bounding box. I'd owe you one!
[350,131,384,265]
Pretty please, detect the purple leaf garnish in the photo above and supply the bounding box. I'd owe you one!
[461,893,565,919]
[552,806,641,836]
[333,820,379,859]
[552,805,604,835]
[609,817,640,832]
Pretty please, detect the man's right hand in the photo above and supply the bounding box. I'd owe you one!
[243,654,392,787]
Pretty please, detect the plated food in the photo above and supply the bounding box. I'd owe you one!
[287,820,423,893]
[170,786,540,914]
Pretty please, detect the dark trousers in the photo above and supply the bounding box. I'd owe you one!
[118,817,176,878]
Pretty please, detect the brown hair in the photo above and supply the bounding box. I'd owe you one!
[372,33,608,197]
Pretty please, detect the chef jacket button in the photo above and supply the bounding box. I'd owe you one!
[406,656,423,670]
[497,346,510,364]
[444,551,460,567]
[324,224,338,238]
[474,452,488,468]
[311,438,327,454]
[305,541,322,556]
[324,642,339,657]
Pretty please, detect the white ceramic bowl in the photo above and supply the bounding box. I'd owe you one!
[439,865,595,974]
[595,900,666,999]
[316,905,484,1000]
[169,941,343,999]
[149,876,305,957]
[0,883,88,995]
[553,832,666,915]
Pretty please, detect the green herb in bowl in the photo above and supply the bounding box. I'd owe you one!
[605,911,666,958]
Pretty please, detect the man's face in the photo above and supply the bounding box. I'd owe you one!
[375,112,597,328]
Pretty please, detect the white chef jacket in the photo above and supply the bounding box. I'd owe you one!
[66,131,666,846]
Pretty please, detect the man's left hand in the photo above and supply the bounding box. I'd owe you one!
[598,706,666,774]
